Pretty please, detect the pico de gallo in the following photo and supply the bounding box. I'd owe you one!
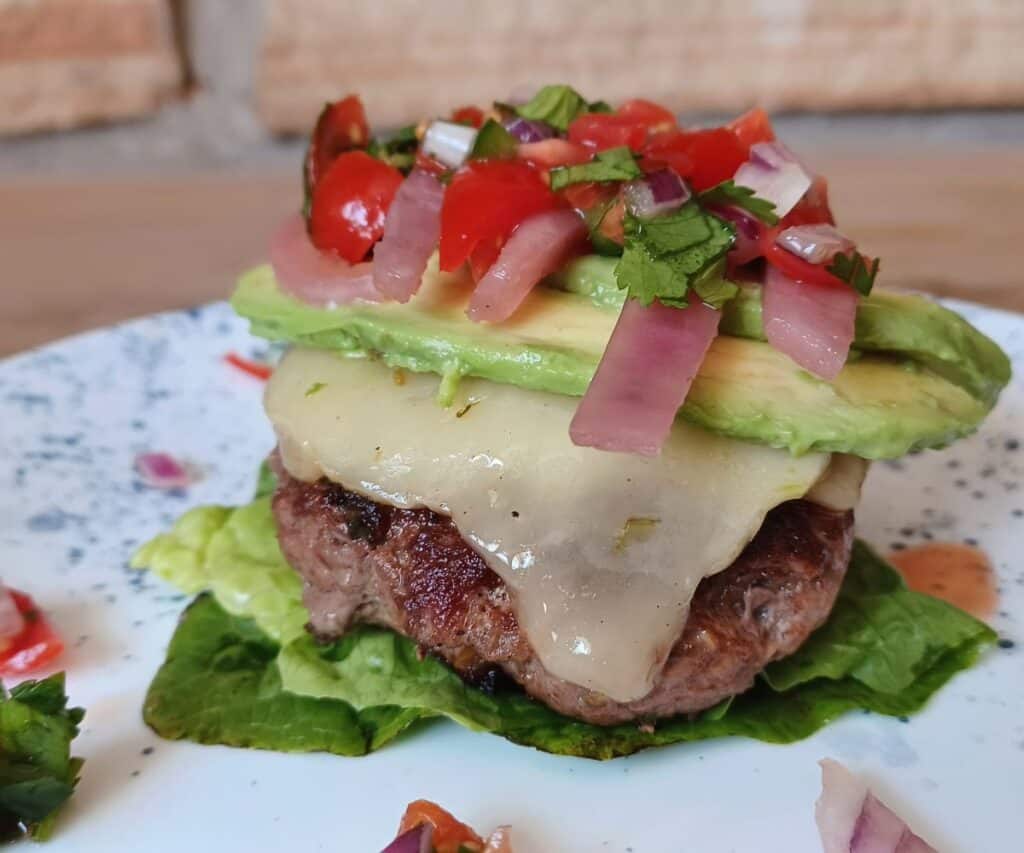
[277,84,880,456]
[380,800,512,853]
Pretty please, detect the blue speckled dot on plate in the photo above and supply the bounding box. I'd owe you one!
[0,298,1022,853]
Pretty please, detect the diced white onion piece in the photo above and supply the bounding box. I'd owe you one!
[422,121,478,169]
[776,224,855,265]
[733,141,812,218]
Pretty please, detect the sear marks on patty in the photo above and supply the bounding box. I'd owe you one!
[270,457,854,725]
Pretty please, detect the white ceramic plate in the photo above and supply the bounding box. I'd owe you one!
[1,300,1021,853]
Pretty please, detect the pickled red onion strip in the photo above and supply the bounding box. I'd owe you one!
[373,170,445,303]
[467,209,586,323]
[570,297,720,455]
[763,265,856,381]
[817,759,936,853]
[270,214,380,306]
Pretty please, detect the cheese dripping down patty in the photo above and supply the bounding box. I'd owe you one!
[265,349,865,702]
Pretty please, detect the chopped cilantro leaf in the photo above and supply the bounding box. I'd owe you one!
[699,180,779,225]
[469,119,518,160]
[827,250,881,296]
[692,262,739,309]
[549,147,642,191]
[614,203,736,309]
[304,382,327,397]
[588,99,614,114]
[516,84,589,132]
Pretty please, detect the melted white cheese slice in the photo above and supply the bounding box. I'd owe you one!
[266,349,832,702]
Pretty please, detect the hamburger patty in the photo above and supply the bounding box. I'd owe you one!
[270,458,854,725]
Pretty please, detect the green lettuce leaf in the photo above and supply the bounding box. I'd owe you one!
[0,674,84,840]
[143,594,423,756]
[131,498,305,644]
[135,497,995,760]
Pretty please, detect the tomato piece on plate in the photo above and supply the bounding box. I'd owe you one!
[728,106,775,152]
[568,113,647,152]
[304,95,370,197]
[0,590,63,677]
[617,98,677,133]
[224,352,273,381]
[451,105,486,128]
[761,226,859,288]
[643,127,747,191]
[309,151,404,262]
[783,176,836,226]
[398,800,484,853]
[439,159,561,272]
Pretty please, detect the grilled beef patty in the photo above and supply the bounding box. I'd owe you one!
[270,457,854,725]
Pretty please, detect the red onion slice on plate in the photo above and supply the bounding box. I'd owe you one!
[379,824,433,853]
[570,297,721,455]
[270,214,381,307]
[0,583,25,642]
[373,170,445,302]
[467,209,586,323]
[817,759,936,853]
[733,141,813,218]
[135,452,196,489]
[763,265,857,381]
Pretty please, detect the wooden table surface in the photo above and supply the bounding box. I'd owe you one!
[2,147,1022,358]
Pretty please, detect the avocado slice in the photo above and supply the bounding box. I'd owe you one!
[232,263,999,459]
[551,256,1010,406]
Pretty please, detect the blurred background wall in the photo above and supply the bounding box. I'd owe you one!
[1,0,1022,354]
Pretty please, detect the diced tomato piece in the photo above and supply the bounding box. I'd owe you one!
[414,150,450,178]
[558,180,617,213]
[782,176,835,226]
[617,98,677,133]
[451,105,486,128]
[643,127,747,191]
[309,151,404,262]
[728,107,775,152]
[568,113,647,152]
[224,352,273,381]
[398,800,484,853]
[304,95,370,196]
[439,159,561,272]
[761,225,859,288]
[0,590,63,677]
[516,139,591,170]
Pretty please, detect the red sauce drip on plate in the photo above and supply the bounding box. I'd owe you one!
[887,543,997,621]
